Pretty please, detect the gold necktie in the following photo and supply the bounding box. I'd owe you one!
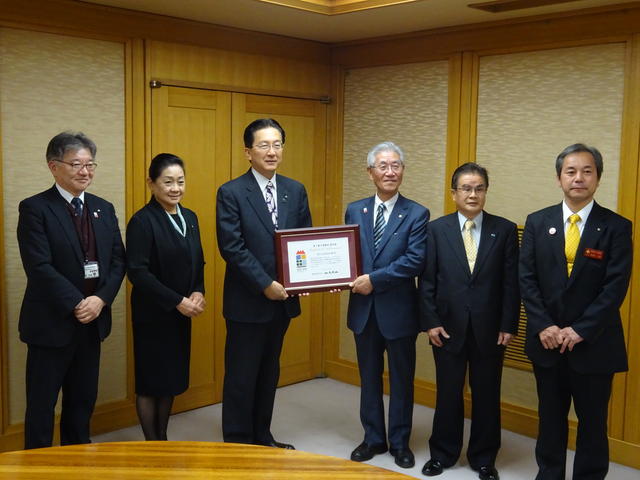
[565,213,581,276]
[463,219,477,272]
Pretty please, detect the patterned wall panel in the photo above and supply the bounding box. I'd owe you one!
[0,28,126,424]
[476,43,624,226]
[342,60,449,381]
[476,43,625,414]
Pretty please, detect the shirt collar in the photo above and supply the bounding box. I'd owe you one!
[374,192,399,211]
[562,200,594,225]
[55,183,85,204]
[251,168,277,192]
[457,210,483,232]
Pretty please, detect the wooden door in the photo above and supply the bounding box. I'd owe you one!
[231,93,327,385]
[150,86,231,410]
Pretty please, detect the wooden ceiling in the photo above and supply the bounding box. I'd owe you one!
[80,0,639,42]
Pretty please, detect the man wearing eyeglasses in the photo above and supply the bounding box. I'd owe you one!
[216,118,312,449]
[419,163,519,480]
[345,141,428,469]
[17,131,125,448]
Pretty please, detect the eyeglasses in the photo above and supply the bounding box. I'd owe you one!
[253,142,283,151]
[373,162,403,173]
[455,185,486,195]
[54,159,98,172]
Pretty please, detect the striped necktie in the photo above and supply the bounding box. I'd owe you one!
[565,213,581,276]
[373,203,386,250]
[71,197,83,217]
[265,181,277,228]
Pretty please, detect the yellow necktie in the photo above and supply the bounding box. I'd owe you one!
[463,219,477,272]
[565,213,581,276]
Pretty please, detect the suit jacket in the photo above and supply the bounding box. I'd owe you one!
[126,197,205,323]
[520,201,632,374]
[17,185,126,347]
[216,169,312,323]
[345,194,428,340]
[419,211,520,355]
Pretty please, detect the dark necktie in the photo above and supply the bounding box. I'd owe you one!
[373,203,386,250]
[265,181,278,228]
[71,197,83,217]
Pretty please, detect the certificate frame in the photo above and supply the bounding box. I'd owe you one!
[274,225,362,293]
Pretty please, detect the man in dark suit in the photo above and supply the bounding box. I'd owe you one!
[420,162,519,480]
[345,141,428,469]
[520,144,632,480]
[17,131,125,449]
[216,118,312,449]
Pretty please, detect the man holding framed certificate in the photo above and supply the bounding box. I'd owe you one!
[216,118,312,450]
[345,141,429,469]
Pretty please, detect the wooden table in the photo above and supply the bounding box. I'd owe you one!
[0,441,415,479]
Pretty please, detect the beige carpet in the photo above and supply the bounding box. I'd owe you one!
[94,378,638,479]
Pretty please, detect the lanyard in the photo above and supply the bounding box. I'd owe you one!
[166,204,187,237]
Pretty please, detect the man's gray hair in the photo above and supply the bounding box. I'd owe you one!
[46,131,96,162]
[366,141,404,168]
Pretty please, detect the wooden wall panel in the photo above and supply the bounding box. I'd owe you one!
[0,26,127,449]
[148,41,331,99]
[329,3,640,470]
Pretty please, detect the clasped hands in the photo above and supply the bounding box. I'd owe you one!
[539,325,583,353]
[177,292,206,317]
[74,295,106,324]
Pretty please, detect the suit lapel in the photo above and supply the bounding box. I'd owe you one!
[86,195,110,277]
[472,212,498,278]
[357,197,375,263]
[277,180,289,229]
[568,202,605,286]
[544,204,567,280]
[46,187,84,266]
[374,195,408,257]
[243,171,275,234]
[443,213,472,276]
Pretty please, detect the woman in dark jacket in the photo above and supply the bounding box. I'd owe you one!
[126,153,205,440]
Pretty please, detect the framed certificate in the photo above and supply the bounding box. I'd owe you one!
[274,225,362,293]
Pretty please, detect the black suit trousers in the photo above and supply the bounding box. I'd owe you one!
[533,359,613,480]
[354,311,416,449]
[222,309,290,445]
[24,322,100,449]
[430,327,504,469]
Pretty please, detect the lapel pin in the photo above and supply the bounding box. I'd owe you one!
[93,211,99,218]
[363,207,368,214]
[548,227,556,235]
[398,214,403,218]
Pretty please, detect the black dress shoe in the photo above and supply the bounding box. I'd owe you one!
[263,440,295,450]
[350,442,388,462]
[422,459,444,476]
[477,466,499,480]
[389,447,415,468]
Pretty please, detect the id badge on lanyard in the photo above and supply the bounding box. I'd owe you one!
[84,261,100,279]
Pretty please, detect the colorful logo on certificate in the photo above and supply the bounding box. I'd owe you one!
[296,250,307,269]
